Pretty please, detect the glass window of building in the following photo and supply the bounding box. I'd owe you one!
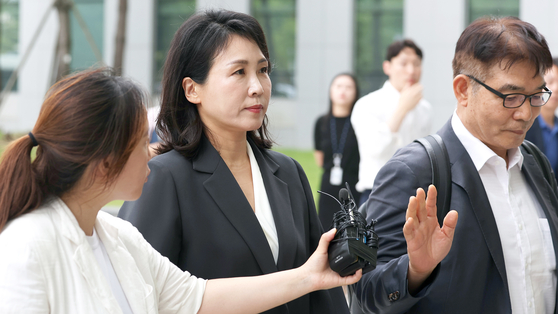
[153,0,196,94]
[354,0,404,95]
[251,0,296,98]
[70,0,104,71]
[1,0,19,91]
[468,0,519,24]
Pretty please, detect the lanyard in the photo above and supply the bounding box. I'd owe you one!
[330,117,351,157]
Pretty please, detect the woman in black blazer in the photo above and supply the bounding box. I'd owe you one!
[118,10,349,314]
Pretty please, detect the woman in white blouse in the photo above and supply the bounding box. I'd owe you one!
[0,68,361,314]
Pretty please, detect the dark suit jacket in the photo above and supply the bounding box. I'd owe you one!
[525,116,558,183]
[354,119,558,313]
[118,136,349,314]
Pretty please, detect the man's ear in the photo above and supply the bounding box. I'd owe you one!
[453,74,470,108]
[382,60,391,76]
[182,77,201,104]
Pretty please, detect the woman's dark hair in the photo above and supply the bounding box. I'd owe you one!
[328,73,359,116]
[0,68,147,231]
[156,9,273,159]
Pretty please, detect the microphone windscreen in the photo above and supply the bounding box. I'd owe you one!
[339,188,349,203]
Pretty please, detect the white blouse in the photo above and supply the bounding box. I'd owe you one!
[247,142,279,264]
[86,229,134,314]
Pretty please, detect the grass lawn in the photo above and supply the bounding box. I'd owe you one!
[0,139,323,210]
[273,147,323,206]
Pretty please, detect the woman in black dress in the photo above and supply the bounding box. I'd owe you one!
[314,73,361,229]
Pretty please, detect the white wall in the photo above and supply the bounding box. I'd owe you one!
[5,0,58,132]
[0,0,157,133]
[7,0,551,144]
[520,0,558,57]
[269,0,354,149]
[104,0,117,67]
[197,0,250,13]
[104,0,154,94]
[404,0,467,134]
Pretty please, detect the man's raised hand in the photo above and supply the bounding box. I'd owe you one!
[403,185,458,293]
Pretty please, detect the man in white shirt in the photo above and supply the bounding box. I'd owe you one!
[351,39,431,205]
[354,16,558,314]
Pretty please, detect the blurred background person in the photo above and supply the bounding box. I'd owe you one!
[118,10,350,314]
[147,105,162,156]
[526,57,558,182]
[314,73,360,228]
[351,39,432,205]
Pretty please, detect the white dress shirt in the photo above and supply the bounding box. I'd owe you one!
[0,198,207,314]
[86,229,134,314]
[452,113,556,314]
[351,81,431,192]
[247,141,279,264]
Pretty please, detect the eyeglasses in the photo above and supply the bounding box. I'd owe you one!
[466,75,552,108]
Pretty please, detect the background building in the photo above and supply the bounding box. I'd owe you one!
[1,0,558,149]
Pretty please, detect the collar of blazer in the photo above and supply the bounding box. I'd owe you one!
[193,134,300,273]
[54,198,155,314]
[191,134,280,174]
[520,148,558,311]
[438,120,510,294]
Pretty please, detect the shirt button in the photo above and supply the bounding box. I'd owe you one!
[528,301,532,307]
[519,224,523,230]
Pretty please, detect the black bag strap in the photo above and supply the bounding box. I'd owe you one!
[411,137,557,227]
[521,140,558,193]
[414,134,451,227]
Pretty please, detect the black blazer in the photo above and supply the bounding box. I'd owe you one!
[355,119,558,313]
[525,116,558,183]
[119,136,349,314]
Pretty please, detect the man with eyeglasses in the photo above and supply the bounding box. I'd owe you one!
[526,58,558,185]
[353,16,558,314]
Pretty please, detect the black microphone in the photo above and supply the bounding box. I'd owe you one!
[339,188,349,205]
[320,183,378,277]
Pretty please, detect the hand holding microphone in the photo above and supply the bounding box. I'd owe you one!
[319,183,379,277]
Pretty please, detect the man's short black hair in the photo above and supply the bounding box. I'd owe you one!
[385,39,423,61]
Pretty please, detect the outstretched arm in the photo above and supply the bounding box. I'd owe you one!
[403,185,458,293]
[198,229,362,314]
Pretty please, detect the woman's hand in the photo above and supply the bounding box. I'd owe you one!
[299,228,362,291]
[199,228,361,314]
